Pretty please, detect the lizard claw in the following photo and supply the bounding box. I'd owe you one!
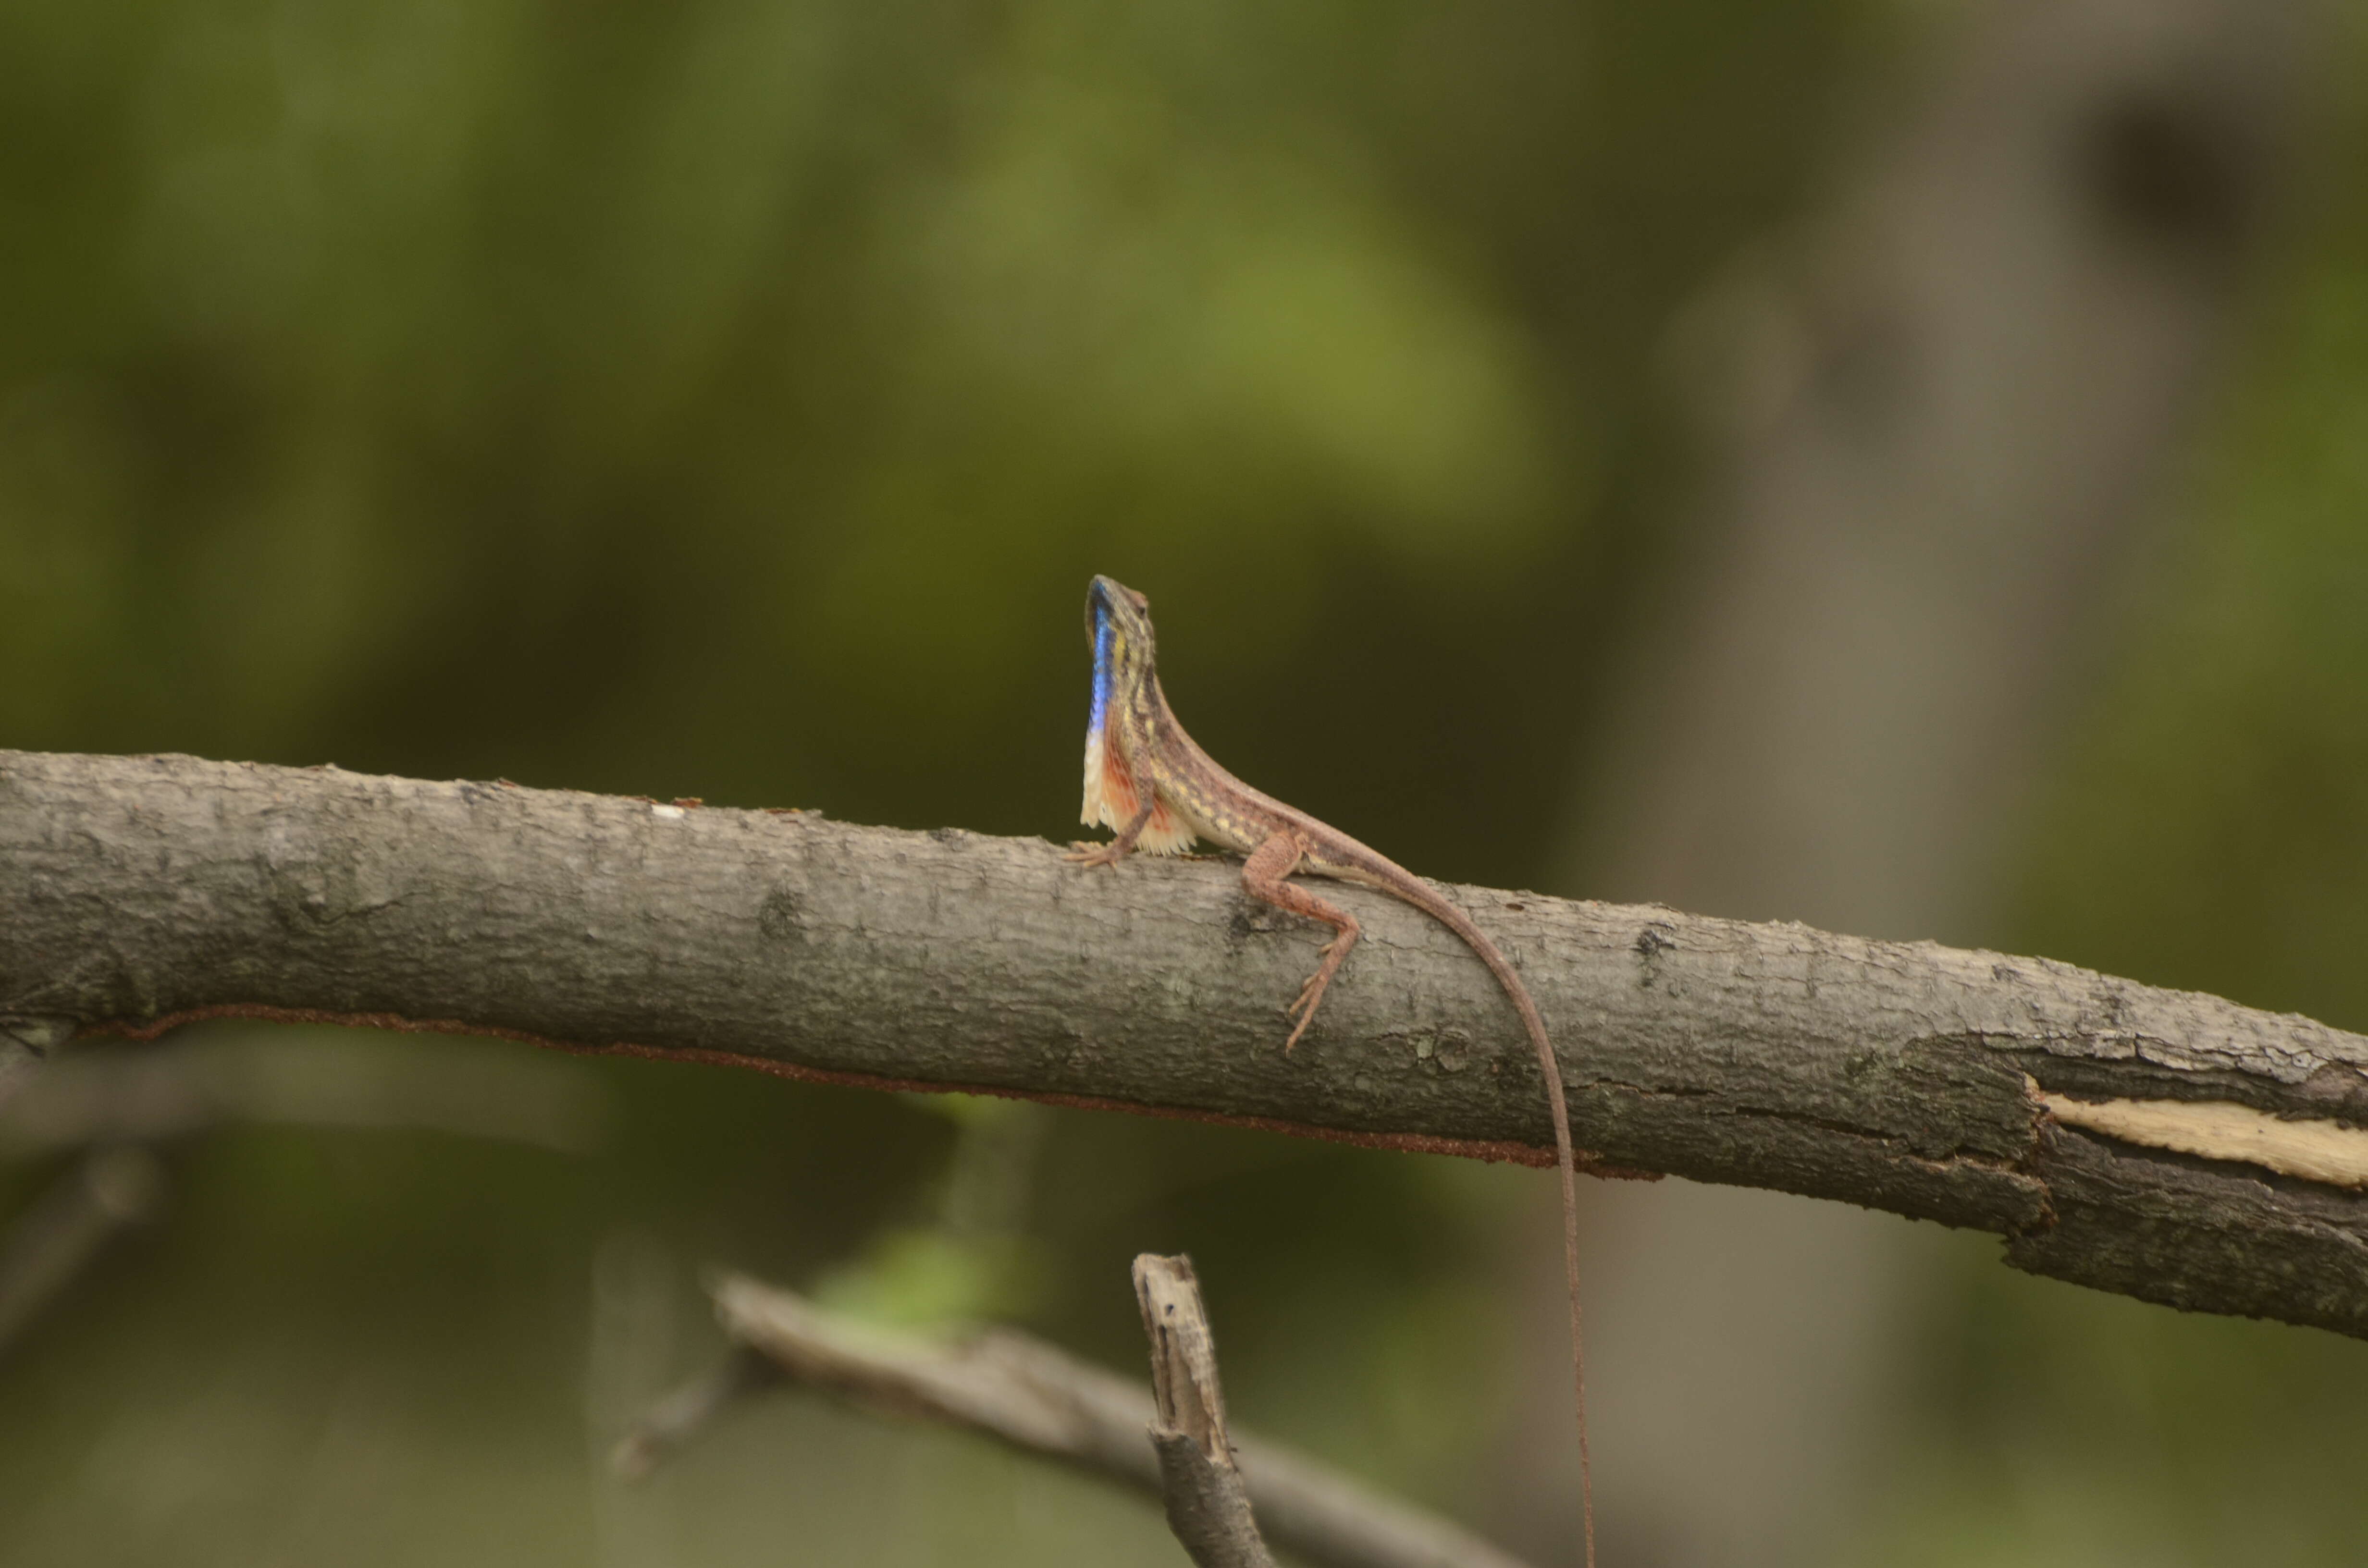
[1065,841,1124,868]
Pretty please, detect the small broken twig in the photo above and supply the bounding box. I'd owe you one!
[0,1033,608,1157]
[0,1016,76,1114]
[1132,1252,1274,1568]
[0,1031,608,1360]
[610,1346,785,1480]
[0,1145,166,1354]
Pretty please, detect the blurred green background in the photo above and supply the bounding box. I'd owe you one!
[4,1,2368,1565]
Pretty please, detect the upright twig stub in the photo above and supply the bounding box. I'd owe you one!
[1133,1253,1275,1568]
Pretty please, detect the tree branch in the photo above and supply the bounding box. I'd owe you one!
[0,1032,608,1156]
[5,749,2367,1335]
[654,1271,1517,1568]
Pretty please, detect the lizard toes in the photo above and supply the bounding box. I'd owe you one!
[1284,982,1333,1049]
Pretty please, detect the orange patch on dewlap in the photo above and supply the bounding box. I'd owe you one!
[1083,727,1193,853]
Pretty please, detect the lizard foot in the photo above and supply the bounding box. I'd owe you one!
[1064,842,1124,869]
[1283,966,1338,1052]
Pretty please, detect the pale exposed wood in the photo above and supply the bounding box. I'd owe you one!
[2041,1090,2368,1190]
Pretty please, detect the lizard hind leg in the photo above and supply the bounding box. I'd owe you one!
[1240,832,1362,1052]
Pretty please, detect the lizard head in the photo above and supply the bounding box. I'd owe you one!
[1085,575,1156,714]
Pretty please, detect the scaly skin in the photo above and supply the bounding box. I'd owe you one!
[1069,575,1596,1568]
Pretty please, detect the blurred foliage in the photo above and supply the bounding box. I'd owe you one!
[0,0,1871,883]
[4,0,2368,1565]
[2018,219,2368,1034]
[1866,22,2368,1565]
[812,1096,1053,1327]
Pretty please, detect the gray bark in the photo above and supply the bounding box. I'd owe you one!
[4,749,2367,1336]
[1152,1433,1274,1568]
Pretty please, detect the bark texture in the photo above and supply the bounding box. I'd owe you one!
[4,750,2367,1335]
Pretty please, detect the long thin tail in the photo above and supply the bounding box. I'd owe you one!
[1412,890,1594,1568]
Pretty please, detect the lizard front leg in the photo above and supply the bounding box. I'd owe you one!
[1066,795,1157,868]
[1241,832,1362,1051]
